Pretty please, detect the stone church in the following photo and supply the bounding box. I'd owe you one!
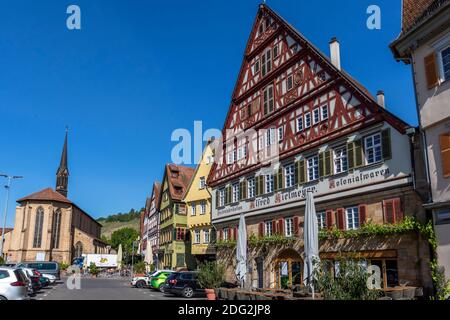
[6,132,108,264]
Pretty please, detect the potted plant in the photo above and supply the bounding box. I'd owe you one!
[89,262,100,278]
[197,261,225,300]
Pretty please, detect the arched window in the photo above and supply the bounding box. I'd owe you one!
[74,242,83,258]
[33,207,45,248]
[273,249,303,289]
[51,209,62,249]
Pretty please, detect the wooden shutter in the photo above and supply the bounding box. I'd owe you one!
[324,150,332,176]
[256,176,261,196]
[271,220,276,235]
[215,190,219,209]
[424,53,440,89]
[294,161,299,185]
[259,175,264,195]
[239,181,244,200]
[227,186,232,204]
[336,208,345,230]
[298,159,306,184]
[440,133,450,178]
[382,128,392,160]
[319,152,325,177]
[277,168,283,190]
[219,229,223,241]
[347,142,355,169]
[354,139,363,167]
[393,198,404,223]
[278,219,284,236]
[233,227,238,241]
[358,204,367,226]
[383,199,395,224]
[326,210,334,229]
[258,222,264,238]
[293,216,300,236]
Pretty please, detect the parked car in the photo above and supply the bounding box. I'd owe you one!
[163,271,205,298]
[150,270,173,292]
[20,267,42,294]
[32,270,50,287]
[131,272,153,288]
[16,261,60,280]
[41,273,57,284]
[0,267,30,300]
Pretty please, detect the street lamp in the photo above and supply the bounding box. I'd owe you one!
[0,174,23,259]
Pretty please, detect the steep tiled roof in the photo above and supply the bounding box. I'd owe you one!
[17,188,72,204]
[165,164,195,201]
[401,0,449,34]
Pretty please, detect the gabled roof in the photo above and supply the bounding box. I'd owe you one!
[401,0,446,35]
[0,228,13,236]
[17,188,72,204]
[161,164,195,203]
[147,181,161,212]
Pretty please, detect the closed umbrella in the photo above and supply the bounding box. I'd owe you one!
[235,213,247,288]
[303,191,320,298]
[117,244,123,270]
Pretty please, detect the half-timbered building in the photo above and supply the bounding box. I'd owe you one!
[207,4,433,292]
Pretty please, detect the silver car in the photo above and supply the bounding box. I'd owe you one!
[0,267,29,300]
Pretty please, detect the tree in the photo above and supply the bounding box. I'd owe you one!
[110,227,139,264]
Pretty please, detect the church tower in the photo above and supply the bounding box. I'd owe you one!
[56,130,69,197]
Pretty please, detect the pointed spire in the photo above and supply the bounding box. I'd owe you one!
[56,128,69,197]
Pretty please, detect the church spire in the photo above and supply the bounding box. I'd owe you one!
[56,128,69,197]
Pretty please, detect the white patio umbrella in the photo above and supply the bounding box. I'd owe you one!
[235,213,247,288]
[117,244,123,270]
[303,191,320,298]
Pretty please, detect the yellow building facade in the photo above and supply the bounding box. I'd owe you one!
[183,142,216,266]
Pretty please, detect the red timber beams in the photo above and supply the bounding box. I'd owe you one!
[207,4,411,188]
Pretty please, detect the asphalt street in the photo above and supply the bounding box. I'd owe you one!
[34,277,205,300]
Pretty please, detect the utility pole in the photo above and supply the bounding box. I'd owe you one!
[0,174,23,259]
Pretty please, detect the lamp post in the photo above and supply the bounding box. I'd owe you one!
[0,174,23,259]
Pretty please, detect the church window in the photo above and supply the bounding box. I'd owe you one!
[51,209,62,249]
[33,207,44,248]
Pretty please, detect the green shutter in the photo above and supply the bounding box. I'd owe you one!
[256,176,261,196]
[354,139,363,167]
[239,181,244,200]
[278,168,284,190]
[243,180,247,199]
[325,150,332,176]
[215,190,219,209]
[298,159,306,185]
[259,176,264,194]
[347,142,355,169]
[294,161,299,185]
[274,172,278,191]
[319,152,324,177]
[382,129,392,160]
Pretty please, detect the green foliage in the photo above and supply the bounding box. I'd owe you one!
[100,235,110,245]
[97,208,143,223]
[248,234,296,247]
[216,240,236,248]
[59,262,69,271]
[430,259,450,300]
[149,264,156,272]
[313,258,382,300]
[133,261,146,274]
[110,227,139,252]
[0,256,4,265]
[197,261,225,289]
[89,262,99,275]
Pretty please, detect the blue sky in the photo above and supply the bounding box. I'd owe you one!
[0,0,415,227]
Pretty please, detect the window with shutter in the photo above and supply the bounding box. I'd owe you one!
[319,152,325,177]
[326,210,334,229]
[354,139,364,167]
[347,142,355,169]
[383,199,396,224]
[293,216,300,236]
[382,129,392,160]
[440,133,450,178]
[336,208,345,230]
[298,160,306,184]
[278,219,284,235]
[358,204,367,226]
[258,222,264,238]
[424,52,440,89]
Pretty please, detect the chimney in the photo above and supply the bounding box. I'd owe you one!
[329,37,341,70]
[377,90,385,108]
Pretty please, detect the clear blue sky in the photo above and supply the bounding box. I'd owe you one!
[0,0,416,227]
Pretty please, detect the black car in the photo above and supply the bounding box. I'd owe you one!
[163,272,205,298]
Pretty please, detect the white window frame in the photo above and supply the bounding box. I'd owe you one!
[219,189,225,207]
[265,174,274,194]
[317,211,326,229]
[278,127,284,142]
[287,74,293,91]
[191,203,196,216]
[264,221,273,236]
[262,49,272,77]
[313,108,320,124]
[200,201,206,215]
[273,44,279,59]
[307,155,319,181]
[346,207,360,230]
[263,85,274,114]
[321,104,329,121]
[223,228,229,241]
[304,112,311,128]
[364,133,382,165]
[247,178,256,198]
[439,45,450,82]
[296,116,303,132]
[285,217,294,237]
[232,183,240,203]
[199,177,206,189]
[265,127,276,147]
[254,58,260,74]
[333,145,348,174]
[284,164,295,188]
[204,230,210,244]
[194,230,201,244]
